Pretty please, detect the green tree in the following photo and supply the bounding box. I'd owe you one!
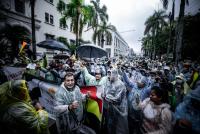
[175,0,189,64]
[160,0,175,61]
[144,10,168,59]
[85,0,108,32]
[92,21,116,48]
[141,34,155,58]
[160,0,189,64]
[56,36,69,46]
[182,12,200,61]
[57,0,93,46]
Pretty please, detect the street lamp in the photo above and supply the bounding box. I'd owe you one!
[119,29,136,34]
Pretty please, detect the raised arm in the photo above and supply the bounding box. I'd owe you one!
[81,66,95,85]
[122,72,135,88]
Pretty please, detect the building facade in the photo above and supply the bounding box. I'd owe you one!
[0,0,76,61]
[34,0,76,60]
[104,31,129,58]
[0,0,129,60]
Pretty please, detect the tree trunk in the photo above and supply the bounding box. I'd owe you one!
[175,20,184,64]
[167,0,175,61]
[101,34,104,48]
[175,0,185,65]
[153,42,156,60]
[75,9,80,47]
[151,37,154,60]
[172,28,176,62]
[153,29,157,60]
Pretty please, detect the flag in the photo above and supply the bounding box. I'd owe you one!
[19,41,27,54]
[81,86,103,132]
[81,86,103,120]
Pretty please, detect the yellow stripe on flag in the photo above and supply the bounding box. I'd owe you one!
[87,98,102,121]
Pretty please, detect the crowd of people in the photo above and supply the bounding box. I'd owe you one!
[0,55,200,134]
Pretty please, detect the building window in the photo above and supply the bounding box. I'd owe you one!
[45,13,54,25]
[45,0,53,4]
[106,39,111,45]
[45,13,49,23]
[50,15,54,24]
[106,48,111,57]
[45,34,55,40]
[70,39,75,44]
[60,22,66,29]
[60,18,66,29]
[15,0,25,14]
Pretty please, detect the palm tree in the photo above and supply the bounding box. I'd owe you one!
[56,36,79,55]
[144,10,168,59]
[160,0,189,64]
[160,0,175,61]
[175,0,189,64]
[92,21,116,48]
[85,0,108,32]
[141,34,152,57]
[57,0,93,46]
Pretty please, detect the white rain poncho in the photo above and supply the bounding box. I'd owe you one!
[103,69,129,134]
[54,83,88,133]
[82,66,108,86]
[55,84,86,121]
[140,98,173,134]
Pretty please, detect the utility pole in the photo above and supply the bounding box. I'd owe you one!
[31,0,36,60]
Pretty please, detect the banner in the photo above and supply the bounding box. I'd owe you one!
[39,82,59,119]
[3,66,26,80]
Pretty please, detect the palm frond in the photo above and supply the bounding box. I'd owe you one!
[160,0,168,9]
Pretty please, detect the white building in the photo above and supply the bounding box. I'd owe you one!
[34,0,76,61]
[103,31,129,58]
[82,28,130,58]
[0,0,129,59]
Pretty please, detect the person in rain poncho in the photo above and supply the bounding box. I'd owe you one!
[123,71,151,134]
[163,66,174,82]
[181,62,192,83]
[54,72,90,133]
[170,73,191,111]
[102,68,129,134]
[174,85,200,134]
[81,62,108,86]
[0,80,49,134]
[139,86,173,134]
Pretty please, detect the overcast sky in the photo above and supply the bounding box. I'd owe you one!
[86,0,162,53]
